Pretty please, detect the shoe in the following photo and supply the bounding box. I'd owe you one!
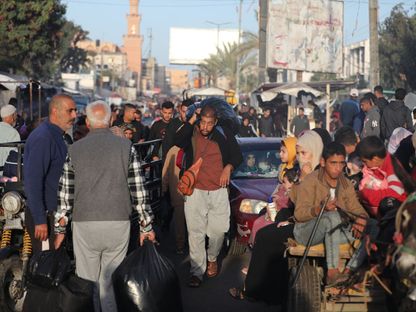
[206,261,218,278]
[326,271,350,287]
[188,275,202,288]
[229,287,245,300]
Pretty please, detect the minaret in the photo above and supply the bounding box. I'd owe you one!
[123,0,143,87]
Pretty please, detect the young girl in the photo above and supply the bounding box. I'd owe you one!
[277,137,297,183]
[248,168,298,246]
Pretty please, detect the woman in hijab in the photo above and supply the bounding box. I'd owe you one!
[388,127,412,154]
[229,132,324,305]
[277,136,297,182]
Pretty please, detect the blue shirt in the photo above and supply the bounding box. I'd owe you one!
[24,120,67,225]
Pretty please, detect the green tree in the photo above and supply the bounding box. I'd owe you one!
[379,5,416,90]
[58,20,89,74]
[0,1,66,80]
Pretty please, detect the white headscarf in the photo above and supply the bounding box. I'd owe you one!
[296,130,324,171]
[388,127,412,154]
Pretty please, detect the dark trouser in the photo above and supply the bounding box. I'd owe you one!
[25,209,56,255]
[244,208,294,305]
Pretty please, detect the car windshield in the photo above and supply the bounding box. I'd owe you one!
[233,149,281,179]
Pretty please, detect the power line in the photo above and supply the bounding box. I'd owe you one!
[64,0,251,7]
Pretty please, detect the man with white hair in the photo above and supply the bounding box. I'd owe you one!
[54,101,155,312]
[0,104,20,175]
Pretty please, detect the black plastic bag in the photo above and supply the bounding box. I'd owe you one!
[112,241,183,312]
[27,247,72,288]
[23,274,94,312]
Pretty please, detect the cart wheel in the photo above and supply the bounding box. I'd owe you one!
[287,265,322,312]
[0,255,25,312]
[227,237,247,256]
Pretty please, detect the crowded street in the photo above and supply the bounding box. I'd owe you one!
[2,1,416,312]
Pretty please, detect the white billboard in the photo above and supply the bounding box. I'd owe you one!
[267,0,343,73]
[169,28,239,65]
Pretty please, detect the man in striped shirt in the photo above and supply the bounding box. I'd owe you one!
[356,136,407,218]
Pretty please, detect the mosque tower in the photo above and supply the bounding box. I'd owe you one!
[123,0,143,88]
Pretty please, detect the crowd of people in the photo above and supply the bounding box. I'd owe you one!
[0,84,415,311]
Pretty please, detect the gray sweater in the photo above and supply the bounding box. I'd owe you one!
[361,106,380,139]
[69,128,133,222]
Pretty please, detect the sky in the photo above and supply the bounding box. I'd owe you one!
[63,0,415,67]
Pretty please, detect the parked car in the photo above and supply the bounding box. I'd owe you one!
[227,137,282,256]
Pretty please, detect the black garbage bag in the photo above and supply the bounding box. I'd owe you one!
[27,247,72,288]
[112,241,183,312]
[186,97,240,135]
[23,274,94,312]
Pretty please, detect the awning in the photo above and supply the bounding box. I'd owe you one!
[186,87,227,97]
[260,82,322,101]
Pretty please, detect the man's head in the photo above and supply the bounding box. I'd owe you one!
[320,142,347,181]
[334,126,358,155]
[395,88,407,101]
[49,94,77,132]
[243,116,250,126]
[350,88,359,99]
[134,109,142,122]
[123,103,137,123]
[0,104,17,126]
[298,107,305,116]
[179,99,192,122]
[374,85,384,98]
[199,105,217,137]
[249,107,256,116]
[161,101,174,123]
[85,101,111,129]
[263,108,271,118]
[356,136,386,169]
[360,94,375,113]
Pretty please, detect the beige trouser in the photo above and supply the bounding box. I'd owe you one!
[184,188,230,278]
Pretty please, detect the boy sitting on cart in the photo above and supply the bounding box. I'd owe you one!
[293,142,378,286]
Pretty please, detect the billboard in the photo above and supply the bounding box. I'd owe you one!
[267,0,343,73]
[169,28,239,65]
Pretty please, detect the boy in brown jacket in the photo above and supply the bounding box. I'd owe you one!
[293,142,377,285]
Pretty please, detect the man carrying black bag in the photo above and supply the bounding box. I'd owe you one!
[54,101,156,312]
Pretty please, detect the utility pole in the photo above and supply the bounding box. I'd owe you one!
[369,0,380,88]
[235,0,243,105]
[259,0,268,84]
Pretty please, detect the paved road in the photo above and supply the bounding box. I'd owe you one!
[157,230,280,312]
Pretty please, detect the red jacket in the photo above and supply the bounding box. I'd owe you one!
[359,154,407,217]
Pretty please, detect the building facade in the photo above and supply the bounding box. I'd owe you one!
[343,39,370,82]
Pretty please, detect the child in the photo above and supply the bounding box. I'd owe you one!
[346,151,363,191]
[248,168,298,246]
[277,136,297,183]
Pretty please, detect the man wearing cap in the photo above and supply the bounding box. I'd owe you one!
[340,89,360,129]
[0,105,20,175]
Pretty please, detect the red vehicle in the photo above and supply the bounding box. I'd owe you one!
[227,137,281,255]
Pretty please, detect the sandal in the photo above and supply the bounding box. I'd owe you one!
[241,267,248,275]
[229,287,245,300]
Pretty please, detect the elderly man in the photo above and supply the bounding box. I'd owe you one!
[175,105,243,287]
[54,101,155,312]
[0,104,20,175]
[24,94,77,254]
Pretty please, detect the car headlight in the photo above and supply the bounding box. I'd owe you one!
[1,191,24,216]
[239,199,267,214]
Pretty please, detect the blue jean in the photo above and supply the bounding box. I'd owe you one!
[294,211,378,270]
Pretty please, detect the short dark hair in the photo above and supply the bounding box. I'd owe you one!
[362,92,377,105]
[334,126,357,146]
[181,99,193,108]
[162,101,174,110]
[200,104,217,119]
[124,103,136,111]
[356,136,386,160]
[299,107,304,112]
[322,142,346,160]
[413,108,416,115]
[283,168,299,184]
[374,85,383,93]
[395,88,407,101]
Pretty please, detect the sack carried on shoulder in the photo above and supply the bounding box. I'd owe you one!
[177,157,203,196]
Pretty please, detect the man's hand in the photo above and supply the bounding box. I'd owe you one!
[54,233,65,249]
[300,162,312,179]
[35,224,48,241]
[139,230,156,246]
[352,217,367,239]
[220,165,232,187]
[325,199,338,212]
[152,155,160,161]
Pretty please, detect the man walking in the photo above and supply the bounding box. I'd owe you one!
[175,105,242,287]
[340,89,360,129]
[149,101,175,160]
[113,103,146,143]
[0,104,20,175]
[24,94,77,254]
[360,95,381,139]
[54,101,155,312]
[290,107,310,137]
[373,85,389,115]
[258,108,275,137]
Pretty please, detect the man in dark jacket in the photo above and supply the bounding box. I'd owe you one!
[381,88,414,141]
[149,101,174,160]
[290,107,310,137]
[174,105,242,287]
[340,89,360,129]
[258,108,275,137]
[113,103,146,143]
[374,85,389,115]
